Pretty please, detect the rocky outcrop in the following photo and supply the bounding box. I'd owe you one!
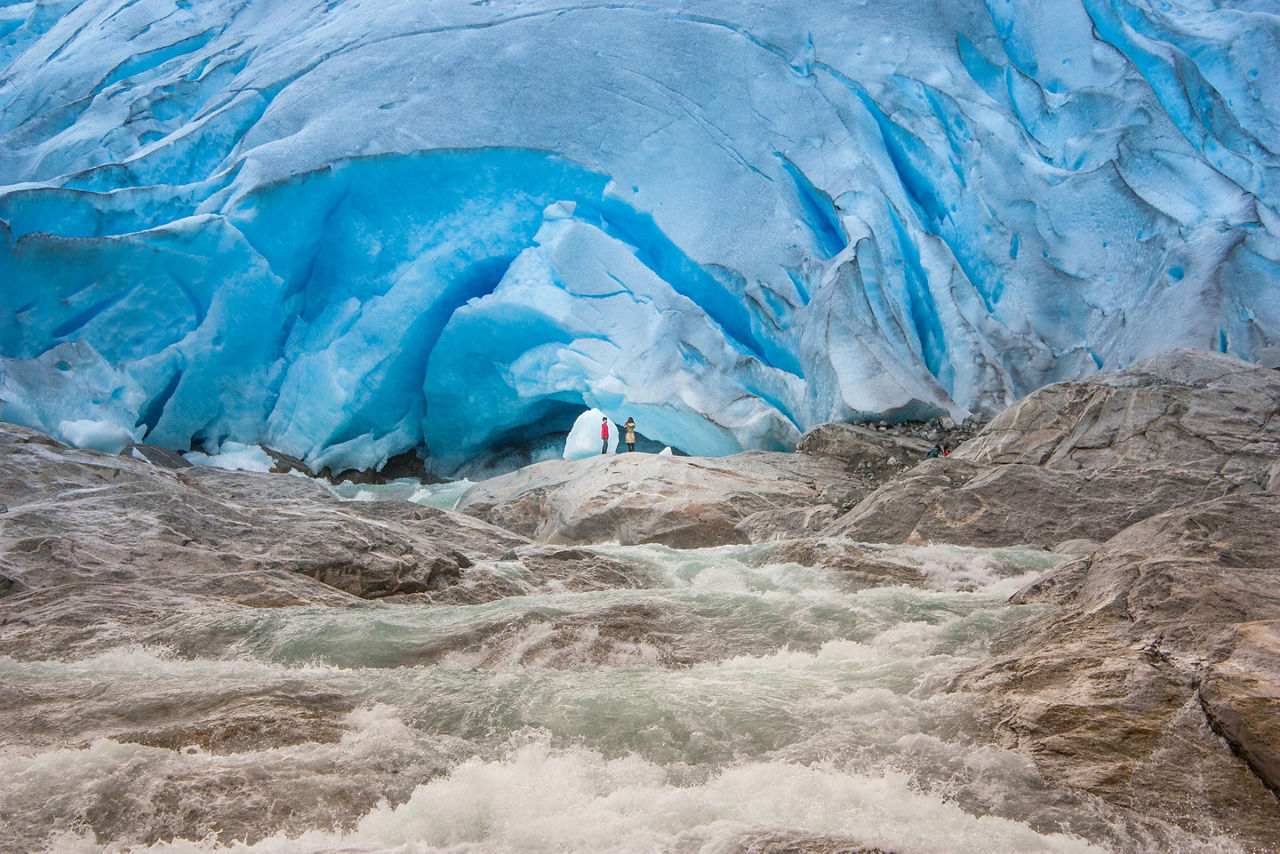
[416,544,661,606]
[958,494,1280,850]
[748,538,929,588]
[455,451,865,548]
[771,351,1280,845]
[444,350,1279,555]
[825,458,1234,548]
[796,422,933,475]
[954,349,1280,481]
[799,416,986,456]
[1199,621,1280,802]
[826,350,1280,548]
[0,423,527,659]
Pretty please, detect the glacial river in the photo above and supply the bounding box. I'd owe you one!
[0,485,1194,853]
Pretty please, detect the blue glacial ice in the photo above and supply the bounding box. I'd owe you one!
[0,0,1277,474]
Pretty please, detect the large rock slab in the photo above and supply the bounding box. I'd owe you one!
[825,350,1279,548]
[954,349,1280,481]
[454,451,864,548]
[0,422,527,659]
[958,495,1280,850]
[826,458,1233,548]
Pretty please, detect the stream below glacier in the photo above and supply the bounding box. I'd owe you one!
[0,492,1215,854]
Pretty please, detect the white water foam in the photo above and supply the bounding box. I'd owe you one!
[81,736,1102,854]
[1,543,1171,852]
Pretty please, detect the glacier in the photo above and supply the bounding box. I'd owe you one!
[0,0,1277,475]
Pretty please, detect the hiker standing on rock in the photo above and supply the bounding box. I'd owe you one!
[624,417,636,452]
[601,417,609,454]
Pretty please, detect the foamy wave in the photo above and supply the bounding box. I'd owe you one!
[870,543,1066,593]
[124,741,1103,853]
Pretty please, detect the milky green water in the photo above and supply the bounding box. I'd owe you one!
[1,520,1168,853]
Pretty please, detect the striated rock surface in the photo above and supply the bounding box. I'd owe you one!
[958,494,1280,850]
[827,350,1280,548]
[0,422,527,659]
[826,458,1234,549]
[954,349,1280,480]
[455,451,864,548]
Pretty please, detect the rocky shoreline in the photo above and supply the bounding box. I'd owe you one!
[2,348,1278,850]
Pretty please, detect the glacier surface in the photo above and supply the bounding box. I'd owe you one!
[0,0,1277,474]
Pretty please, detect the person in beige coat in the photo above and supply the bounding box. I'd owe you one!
[623,417,637,452]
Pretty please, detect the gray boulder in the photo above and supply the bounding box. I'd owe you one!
[455,450,865,548]
[417,544,661,606]
[747,538,929,588]
[122,443,194,469]
[958,494,1280,850]
[733,504,843,543]
[796,421,933,473]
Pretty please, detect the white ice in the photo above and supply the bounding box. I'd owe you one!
[563,408,617,460]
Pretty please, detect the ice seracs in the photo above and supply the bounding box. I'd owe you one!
[0,341,144,454]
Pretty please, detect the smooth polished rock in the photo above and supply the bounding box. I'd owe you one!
[0,422,528,658]
[825,459,1232,548]
[455,451,864,548]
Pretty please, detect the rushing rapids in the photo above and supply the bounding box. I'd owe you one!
[0,523,1215,853]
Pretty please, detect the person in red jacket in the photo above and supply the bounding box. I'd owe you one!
[601,416,609,454]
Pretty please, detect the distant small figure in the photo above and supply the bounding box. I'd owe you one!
[624,417,636,452]
[943,447,951,457]
[601,416,609,454]
[926,444,942,459]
